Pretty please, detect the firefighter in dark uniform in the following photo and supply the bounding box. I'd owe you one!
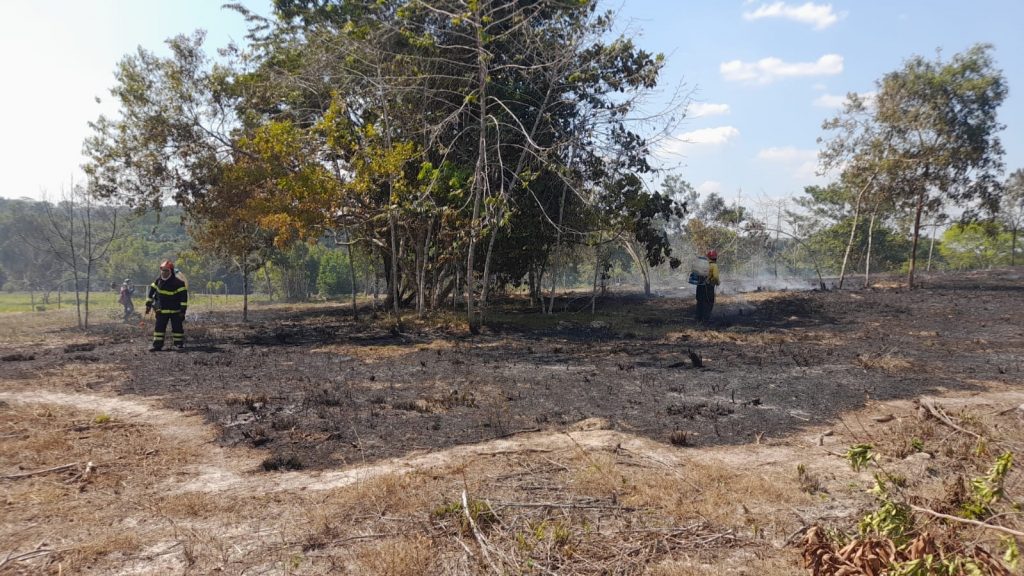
[696,250,720,323]
[146,260,188,351]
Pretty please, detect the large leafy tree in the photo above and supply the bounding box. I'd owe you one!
[818,45,1006,288]
[86,0,684,332]
[250,0,683,327]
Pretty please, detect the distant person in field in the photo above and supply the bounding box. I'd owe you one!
[145,260,188,351]
[118,278,135,320]
[695,250,720,323]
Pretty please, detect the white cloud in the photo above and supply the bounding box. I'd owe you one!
[654,126,740,160]
[757,147,820,180]
[687,102,731,118]
[696,181,723,195]
[720,54,843,84]
[757,146,816,162]
[812,91,877,109]
[743,2,843,30]
[812,93,847,108]
[680,126,741,145]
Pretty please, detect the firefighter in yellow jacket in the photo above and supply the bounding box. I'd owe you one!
[696,250,720,323]
[145,260,188,351]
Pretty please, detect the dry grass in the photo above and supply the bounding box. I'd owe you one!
[4,389,1020,574]
[854,351,913,372]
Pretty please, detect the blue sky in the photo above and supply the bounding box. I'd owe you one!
[2,1,1022,216]
[629,1,1024,210]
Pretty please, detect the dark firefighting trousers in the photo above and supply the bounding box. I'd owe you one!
[152,312,184,349]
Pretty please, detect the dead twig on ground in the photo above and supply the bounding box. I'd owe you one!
[492,500,637,512]
[462,489,501,574]
[920,398,983,440]
[2,462,80,480]
[0,547,57,570]
[908,504,1024,538]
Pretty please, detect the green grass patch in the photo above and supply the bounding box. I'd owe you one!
[0,291,276,315]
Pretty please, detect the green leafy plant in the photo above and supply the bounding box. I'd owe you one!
[889,555,981,576]
[845,443,875,472]
[859,474,913,544]
[962,451,1013,519]
[1003,536,1020,570]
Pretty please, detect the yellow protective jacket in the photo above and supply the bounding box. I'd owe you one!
[707,263,720,286]
[147,274,188,314]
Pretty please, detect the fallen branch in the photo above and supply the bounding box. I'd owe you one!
[492,500,637,512]
[0,548,56,569]
[919,399,982,440]
[2,462,80,480]
[462,489,500,574]
[908,504,1024,538]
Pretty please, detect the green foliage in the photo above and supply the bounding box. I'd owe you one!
[315,249,353,297]
[858,475,914,545]
[431,496,498,535]
[940,222,1015,270]
[845,443,875,472]
[889,555,982,576]
[962,452,1013,520]
[1004,536,1020,570]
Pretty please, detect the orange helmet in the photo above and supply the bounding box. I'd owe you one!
[706,250,718,261]
[159,260,174,271]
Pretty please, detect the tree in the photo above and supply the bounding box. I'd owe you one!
[939,223,1010,270]
[0,200,65,301]
[1002,169,1024,265]
[316,248,353,297]
[30,184,121,328]
[84,32,240,213]
[88,0,683,332]
[818,45,1006,289]
[875,44,1007,288]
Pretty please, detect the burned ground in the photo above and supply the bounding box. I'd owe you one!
[2,269,1024,574]
[5,269,1020,472]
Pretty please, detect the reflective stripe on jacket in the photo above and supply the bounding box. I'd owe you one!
[146,274,188,313]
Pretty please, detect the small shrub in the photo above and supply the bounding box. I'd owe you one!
[261,455,304,471]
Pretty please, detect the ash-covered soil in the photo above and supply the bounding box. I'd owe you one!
[4,269,1022,471]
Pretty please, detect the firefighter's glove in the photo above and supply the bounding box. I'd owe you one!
[145,302,152,314]
[179,311,186,323]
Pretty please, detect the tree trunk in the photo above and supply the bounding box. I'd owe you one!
[242,266,250,322]
[345,229,358,320]
[465,10,488,336]
[83,262,92,329]
[926,218,937,272]
[623,241,651,297]
[838,192,865,290]
[263,265,273,303]
[907,189,926,289]
[590,245,602,315]
[388,211,401,330]
[1012,226,1018,266]
[864,207,877,288]
[479,218,497,321]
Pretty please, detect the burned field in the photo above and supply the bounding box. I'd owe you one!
[3,268,1023,575]
[7,269,1020,472]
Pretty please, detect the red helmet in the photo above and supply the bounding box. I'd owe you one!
[159,260,175,271]
[706,250,718,261]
